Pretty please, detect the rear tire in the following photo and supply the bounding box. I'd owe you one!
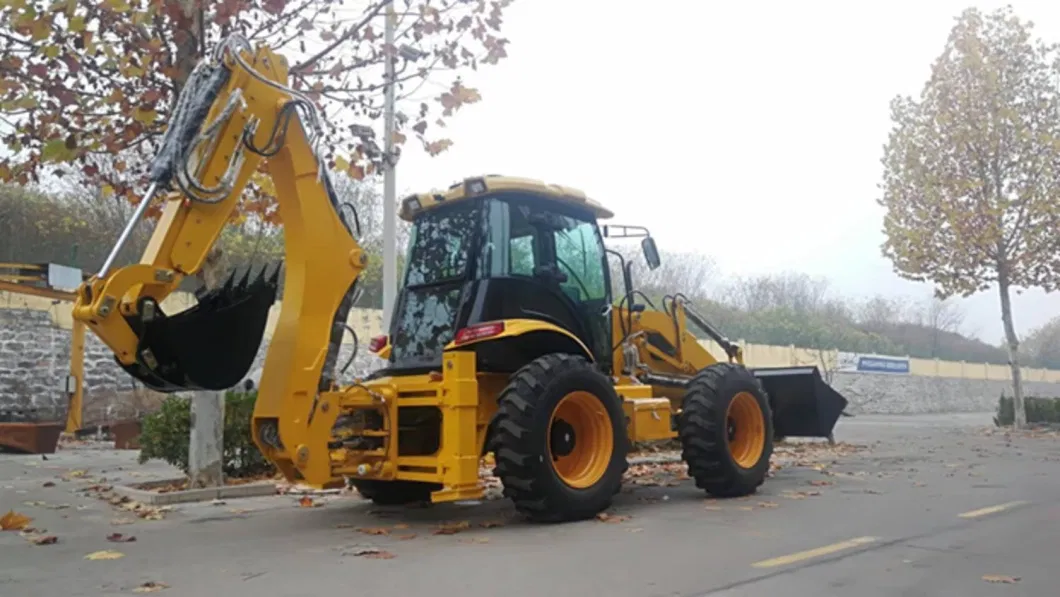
[679,362,774,497]
[491,353,628,523]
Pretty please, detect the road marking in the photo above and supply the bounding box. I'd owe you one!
[958,500,1026,519]
[751,536,878,568]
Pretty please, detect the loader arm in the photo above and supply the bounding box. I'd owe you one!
[72,35,365,402]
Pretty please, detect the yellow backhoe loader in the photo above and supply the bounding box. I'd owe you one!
[72,35,849,522]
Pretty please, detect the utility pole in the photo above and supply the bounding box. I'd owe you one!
[381,2,397,330]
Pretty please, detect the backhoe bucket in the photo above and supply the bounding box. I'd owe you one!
[751,366,849,439]
[119,264,281,393]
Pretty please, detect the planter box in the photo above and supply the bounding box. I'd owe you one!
[113,477,279,505]
[0,422,64,454]
[110,419,142,450]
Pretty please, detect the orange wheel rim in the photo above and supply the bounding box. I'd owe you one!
[547,391,614,488]
[726,391,765,468]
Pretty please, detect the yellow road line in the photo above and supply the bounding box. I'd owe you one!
[958,501,1027,519]
[752,536,878,568]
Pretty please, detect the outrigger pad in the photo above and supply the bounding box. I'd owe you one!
[119,263,282,393]
[751,366,849,438]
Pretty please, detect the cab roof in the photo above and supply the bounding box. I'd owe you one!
[398,174,614,222]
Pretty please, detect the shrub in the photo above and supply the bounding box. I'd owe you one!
[138,395,191,473]
[138,390,274,479]
[994,395,1060,426]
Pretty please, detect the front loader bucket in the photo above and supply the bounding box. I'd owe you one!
[751,366,848,439]
[119,264,281,393]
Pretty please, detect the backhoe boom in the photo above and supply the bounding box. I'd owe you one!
[71,35,366,461]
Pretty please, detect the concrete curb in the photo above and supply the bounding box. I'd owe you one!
[111,479,278,505]
[628,452,682,466]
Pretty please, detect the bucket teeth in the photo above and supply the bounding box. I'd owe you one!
[119,259,285,393]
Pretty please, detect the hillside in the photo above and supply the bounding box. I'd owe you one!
[623,255,1013,366]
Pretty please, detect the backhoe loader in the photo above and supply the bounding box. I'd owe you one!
[72,34,849,523]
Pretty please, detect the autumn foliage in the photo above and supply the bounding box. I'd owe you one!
[0,0,512,209]
[878,6,1060,427]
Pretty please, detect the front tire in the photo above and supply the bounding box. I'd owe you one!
[491,353,628,523]
[679,362,774,497]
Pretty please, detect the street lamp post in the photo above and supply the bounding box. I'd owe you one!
[381,2,397,330]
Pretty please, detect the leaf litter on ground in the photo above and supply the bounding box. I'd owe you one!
[433,520,471,535]
[621,440,867,488]
[1,510,32,531]
[982,574,1020,584]
[342,546,397,559]
[85,550,125,560]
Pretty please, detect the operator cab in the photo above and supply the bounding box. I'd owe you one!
[377,175,658,377]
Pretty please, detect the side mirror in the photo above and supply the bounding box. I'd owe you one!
[641,237,660,270]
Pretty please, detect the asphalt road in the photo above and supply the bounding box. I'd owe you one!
[2,412,1058,597]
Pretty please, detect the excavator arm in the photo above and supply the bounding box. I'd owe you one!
[72,35,365,400]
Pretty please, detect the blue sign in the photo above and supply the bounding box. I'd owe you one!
[856,356,910,374]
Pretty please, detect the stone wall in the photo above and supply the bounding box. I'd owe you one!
[5,303,1060,422]
[0,309,164,424]
[0,307,382,425]
[829,371,1060,415]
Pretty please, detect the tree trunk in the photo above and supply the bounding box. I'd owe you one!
[174,0,205,97]
[998,276,1026,429]
[188,390,224,488]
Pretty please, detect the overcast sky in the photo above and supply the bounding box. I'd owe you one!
[386,0,1060,344]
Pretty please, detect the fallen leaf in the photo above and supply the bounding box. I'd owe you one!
[298,496,318,508]
[85,550,124,560]
[460,536,490,544]
[22,501,46,507]
[595,512,631,523]
[392,523,409,530]
[29,534,58,545]
[809,480,833,487]
[357,527,391,536]
[344,547,397,559]
[982,575,1020,584]
[132,581,170,593]
[1,510,32,531]
[42,481,55,488]
[111,518,136,526]
[757,501,779,508]
[107,533,136,543]
[395,533,417,540]
[433,521,471,535]
[68,470,87,478]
